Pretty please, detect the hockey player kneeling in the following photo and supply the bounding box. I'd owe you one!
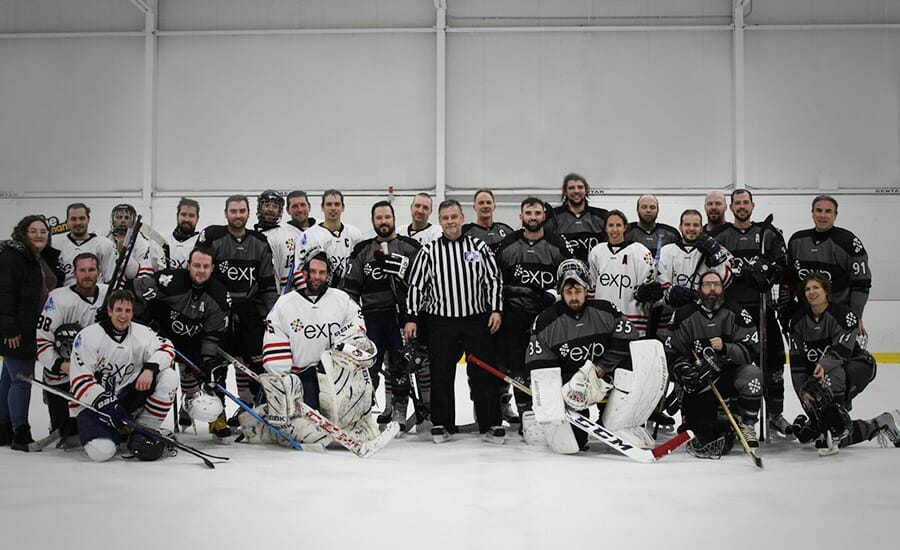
[523,259,666,454]
[69,290,178,462]
[238,331,384,450]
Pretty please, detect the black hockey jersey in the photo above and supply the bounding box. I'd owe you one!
[786,227,871,317]
[666,302,758,365]
[544,205,608,261]
[198,225,277,313]
[132,269,231,359]
[495,230,571,316]
[526,300,637,376]
[341,236,421,321]
[788,303,861,375]
[713,222,786,306]
[462,221,515,253]
[624,222,680,257]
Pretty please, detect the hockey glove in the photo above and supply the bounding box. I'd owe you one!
[694,234,728,267]
[665,285,699,308]
[698,347,728,378]
[94,391,127,429]
[380,253,410,279]
[749,259,777,291]
[789,414,818,444]
[634,281,663,304]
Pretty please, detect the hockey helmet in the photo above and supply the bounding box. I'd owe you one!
[54,322,83,361]
[556,258,590,294]
[185,392,225,424]
[400,339,430,373]
[126,431,166,461]
[257,190,284,223]
[110,203,137,234]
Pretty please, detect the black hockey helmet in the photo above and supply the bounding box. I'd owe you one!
[257,190,284,221]
[126,431,166,461]
[110,203,137,235]
[556,258,590,294]
[400,339,430,374]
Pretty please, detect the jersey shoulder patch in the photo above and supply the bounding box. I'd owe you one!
[672,303,701,327]
[726,303,756,327]
[830,227,866,256]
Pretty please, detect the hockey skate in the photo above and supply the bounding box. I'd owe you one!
[816,432,839,456]
[874,409,900,448]
[481,426,506,446]
[431,425,451,444]
[768,414,794,438]
[376,402,393,425]
[686,436,727,459]
[209,415,232,443]
[738,421,759,448]
[501,395,521,425]
[390,399,409,434]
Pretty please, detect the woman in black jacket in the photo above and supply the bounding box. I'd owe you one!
[0,215,64,450]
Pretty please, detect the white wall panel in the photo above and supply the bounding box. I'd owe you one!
[746,0,900,26]
[0,0,143,33]
[447,0,731,26]
[0,38,144,194]
[156,34,434,193]
[745,30,900,190]
[447,31,733,192]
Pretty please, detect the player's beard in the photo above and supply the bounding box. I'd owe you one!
[177,220,196,236]
[375,223,394,238]
[523,218,544,232]
[733,210,751,223]
[700,292,724,311]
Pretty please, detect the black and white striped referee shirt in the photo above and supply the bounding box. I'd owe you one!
[406,234,503,319]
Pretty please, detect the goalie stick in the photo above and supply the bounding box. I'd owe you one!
[217,348,400,458]
[107,215,143,293]
[136,221,172,271]
[17,373,229,469]
[468,355,693,462]
[757,213,774,443]
[174,349,321,452]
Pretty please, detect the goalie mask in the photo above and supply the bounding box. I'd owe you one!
[556,258,590,294]
[110,203,137,235]
[54,322,83,360]
[185,392,224,423]
[257,189,284,226]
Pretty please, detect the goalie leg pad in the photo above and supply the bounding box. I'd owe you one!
[530,368,565,423]
[319,350,375,429]
[603,341,668,436]
[547,418,580,455]
[521,411,547,446]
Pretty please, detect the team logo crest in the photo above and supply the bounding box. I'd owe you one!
[845,312,857,327]
[290,319,304,333]
[464,251,479,263]
[73,333,82,350]
[852,237,863,254]
[159,273,174,287]
[43,297,55,312]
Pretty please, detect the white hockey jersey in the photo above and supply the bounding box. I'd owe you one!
[69,322,175,415]
[56,234,118,286]
[36,284,110,385]
[657,242,732,291]
[403,223,442,245]
[263,224,304,294]
[127,232,165,279]
[166,231,200,270]
[301,223,366,284]
[587,241,655,336]
[262,288,365,375]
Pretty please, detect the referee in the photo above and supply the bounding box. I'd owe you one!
[404,199,504,444]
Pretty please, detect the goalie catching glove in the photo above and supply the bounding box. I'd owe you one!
[561,361,612,410]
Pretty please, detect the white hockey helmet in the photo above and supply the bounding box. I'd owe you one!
[556,258,591,294]
[185,392,224,423]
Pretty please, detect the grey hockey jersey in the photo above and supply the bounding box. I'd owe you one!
[495,230,571,316]
[713,222,786,306]
[544,204,608,261]
[198,225,278,312]
[788,303,861,375]
[342,236,422,321]
[666,302,758,365]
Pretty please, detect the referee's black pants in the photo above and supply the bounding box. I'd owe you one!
[427,313,502,433]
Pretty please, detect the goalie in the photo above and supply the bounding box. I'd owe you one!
[240,253,384,448]
[523,259,667,454]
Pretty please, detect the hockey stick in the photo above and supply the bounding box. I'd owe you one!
[28,428,61,452]
[17,373,228,468]
[107,215,143,293]
[757,213,774,443]
[137,222,172,271]
[217,347,400,458]
[468,355,693,462]
[708,378,764,469]
[174,349,320,452]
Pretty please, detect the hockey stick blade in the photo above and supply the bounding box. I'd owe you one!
[18,373,227,468]
[469,355,693,462]
[708,378,764,469]
[28,428,61,452]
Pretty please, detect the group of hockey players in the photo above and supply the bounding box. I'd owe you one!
[1,172,899,464]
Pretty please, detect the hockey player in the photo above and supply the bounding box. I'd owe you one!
[56,203,117,286]
[341,201,424,428]
[786,272,899,454]
[301,189,365,288]
[462,189,514,252]
[132,247,231,438]
[543,172,608,261]
[167,197,201,270]
[524,259,640,451]
[69,289,177,462]
[286,190,316,233]
[712,189,791,434]
[253,190,297,293]
[667,271,763,453]
[652,209,732,332]
[786,195,871,337]
[109,203,165,280]
[495,197,571,418]
[587,210,655,337]
[404,193,442,245]
[624,195,681,256]
[198,195,278,405]
[36,252,109,445]
[703,191,728,234]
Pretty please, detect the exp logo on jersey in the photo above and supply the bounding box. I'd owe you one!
[512,265,555,288]
[596,272,633,299]
[563,234,600,256]
[557,339,605,364]
[218,260,257,285]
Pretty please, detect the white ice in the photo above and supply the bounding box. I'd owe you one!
[2,365,899,550]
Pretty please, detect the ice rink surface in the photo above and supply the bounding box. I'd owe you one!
[2,364,899,550]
